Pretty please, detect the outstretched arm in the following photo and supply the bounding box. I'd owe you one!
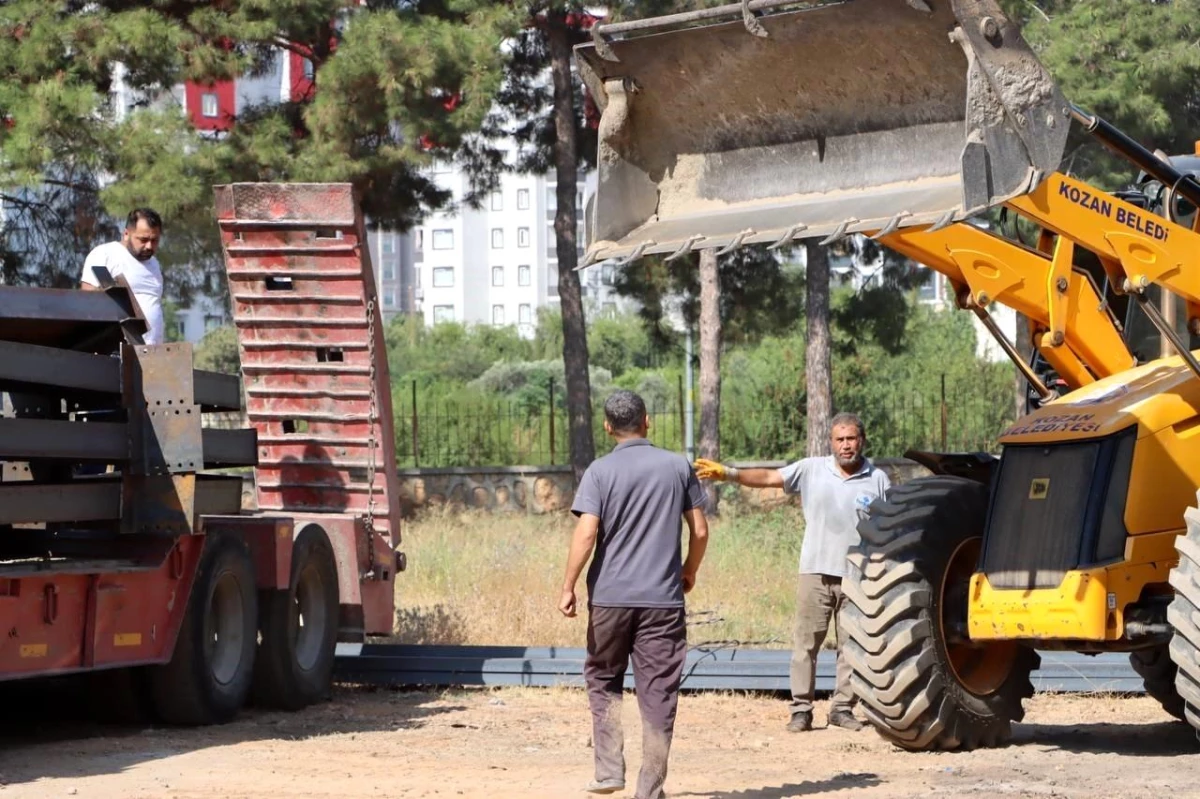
[693,459,784,489]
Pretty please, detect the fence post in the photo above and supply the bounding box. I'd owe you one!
[549,377,556,465]
[411,379,420,468]
[677,374,686,452]
[940,373,948,452]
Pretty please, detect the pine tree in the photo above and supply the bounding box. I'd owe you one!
[0,0,514,297]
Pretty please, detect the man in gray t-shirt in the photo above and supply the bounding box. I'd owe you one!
[560,390,708,799]
[695,411,890,733]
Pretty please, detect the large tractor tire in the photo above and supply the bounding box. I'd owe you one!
[1167,501,1200,731]
[252,525,340,710]
[841,476,1039,751]
[1130,645,1185,721]
[150,534,258,725]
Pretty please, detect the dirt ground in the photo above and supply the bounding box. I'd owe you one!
[1,687,1199,799]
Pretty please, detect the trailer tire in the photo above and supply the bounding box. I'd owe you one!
[1130,644,1185,721]
[1167,501,1200,731]
[841,476,1039,751]
[252,525,340,711]
[150,534,258,725]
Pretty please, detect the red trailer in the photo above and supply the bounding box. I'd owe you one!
[0,182,402,724]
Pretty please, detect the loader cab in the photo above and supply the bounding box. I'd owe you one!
[1120,155,1200,364]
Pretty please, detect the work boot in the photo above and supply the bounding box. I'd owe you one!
[828,710,866,731]
[786,710,813,732]
[586,778,625,794]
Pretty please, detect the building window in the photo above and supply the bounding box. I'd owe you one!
[432,267,454,287]
[517,188,530,210]
[518,304,532,325]
[433,305,455,324]
[548,265,559,297]
[204,314,224,332]
[201,93,219,118]
[431,229,454,250]
[546,187,557,212]
[303,58,315,80]
[415,230,424,251]
[415,268,421,287]
[383,291,395,308]
[492,305,505,325]
[517,227,530,248]
[383,262,396,280]
[491,228,504,249]
[518,265,531,287]
[174,319,187,340]
[492,266,504,287]
[490,191,503,211]
[382,236,395,255]
[601,264,615,285]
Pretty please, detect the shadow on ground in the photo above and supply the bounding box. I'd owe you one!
[676,772,883,798]
[0,678,465,787]
[1012,719,1197,756]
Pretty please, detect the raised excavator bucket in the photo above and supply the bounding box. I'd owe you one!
[575,0,1071,266]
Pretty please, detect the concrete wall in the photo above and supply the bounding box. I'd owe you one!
[388,457,933,517]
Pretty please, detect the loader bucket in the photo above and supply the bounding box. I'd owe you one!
[575,0,1070,266]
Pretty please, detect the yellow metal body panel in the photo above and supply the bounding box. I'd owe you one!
[880,224,1133,386]
[968,530,1179,640]
[878,170,1200,647]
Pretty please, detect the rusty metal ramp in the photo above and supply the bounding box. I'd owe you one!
[575,0,1071,265]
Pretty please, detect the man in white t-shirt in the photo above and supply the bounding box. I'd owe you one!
[81,208,165,345]
[694,412,891,734]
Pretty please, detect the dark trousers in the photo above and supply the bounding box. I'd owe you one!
[585,606,687,799]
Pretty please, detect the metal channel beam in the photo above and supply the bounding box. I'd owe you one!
[0,419,128,461]
[0,285,145,350]
[0,419,256,466]
[0,341,241,410]
[334,646,1147,695]
[0,475,244,525]
[200,428,258,466]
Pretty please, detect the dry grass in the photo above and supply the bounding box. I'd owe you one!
[389,504,808,648]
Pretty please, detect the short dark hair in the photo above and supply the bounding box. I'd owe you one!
[604,389,647,433]
[126,207,163,231]
[830,411,865,439]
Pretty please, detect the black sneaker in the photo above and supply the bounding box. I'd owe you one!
[786,710,813,732]
[828,710,866,731]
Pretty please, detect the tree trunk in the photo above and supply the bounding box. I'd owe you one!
[805,240,833,458]
[547,12,595,484]
[697,248,722,513]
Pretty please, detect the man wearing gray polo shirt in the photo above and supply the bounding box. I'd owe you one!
[559,389,709,799]
[695,411,890,733]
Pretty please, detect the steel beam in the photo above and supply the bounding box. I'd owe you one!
[0,340,241,411]
[200,429,258,466]
[333,645,1148,695]
[0,475,244,525]
[0,419,256,466]
[0,419,127,461]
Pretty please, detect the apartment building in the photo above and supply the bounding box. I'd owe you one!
[411,160,628,336]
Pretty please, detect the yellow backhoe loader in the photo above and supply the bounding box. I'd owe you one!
[575,0,1200,750]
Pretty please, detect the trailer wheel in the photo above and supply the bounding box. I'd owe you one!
[1130,644,1185,721]
[252,525,340,710]
[1167,501,1200,731]
[841,476,1039,751]
[150,534,258,725]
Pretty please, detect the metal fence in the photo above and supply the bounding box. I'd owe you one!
[392,374,1019,468]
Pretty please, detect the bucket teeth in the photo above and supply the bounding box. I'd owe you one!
[819,219,858,247]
